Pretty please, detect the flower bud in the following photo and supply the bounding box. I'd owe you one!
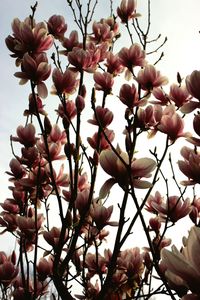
[75,95,85,112]
[44,116,52,135]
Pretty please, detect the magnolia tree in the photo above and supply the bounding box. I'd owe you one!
[2,0,200,299]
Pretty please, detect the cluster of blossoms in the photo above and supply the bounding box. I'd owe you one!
[3,0,200,299]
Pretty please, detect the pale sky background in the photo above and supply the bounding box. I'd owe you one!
[0,1,200,299]
[0,1,200,295]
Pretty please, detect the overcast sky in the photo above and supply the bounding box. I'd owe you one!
[1,0,200,252]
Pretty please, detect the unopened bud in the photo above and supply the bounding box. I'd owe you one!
[76,95,85,112]
[64,143,75,158]
[93,150,99,166]
[149,217,161,233]
[44,116,52,135]
[65,210,72,227]
[62,116,70,130]
[80,84,87,98]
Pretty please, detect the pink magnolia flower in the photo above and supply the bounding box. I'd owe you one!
[16,211,44,251]
[43,226,68,248]
[169,83,191,108]
[178,146,200,185]
[186,70,200,100]
[0,199,20,214]
[47,15,67,40]
[7,158,26,180]
[48,124,67,144]
[161,226,200,295]
[117,247,144,276]
[88,106,113,128]
[119,83,145,108]
[37,257,53,281]
[85,252,107,278]
[57,100,77,120]
[52,68,78,95]
[0,212,17,233]
[137,104,162,134]
[61,30,80,53]
[193,113,200,137]
[20,146,39,168]
[90,22,114,44]
[117,0,139,23]
[157,105,191,142]
[151,195,191,223]
[14,53,51,98]
[105,52,124,76]
[90,202,118,230]
[137,64,168,91]
[37,138,65,161]
[118,43,146,71]
[151,87,170,105]
[87,128,115,152]
[99,148,156,188]
[68,47,100,72]
[11,123,37,147]
[146,191,164,213]
[94,72,114,94]
[5,18,53,62]
[186,114,200,146]
[75,189,90,214]
[27,93,46,116]
[0,251,18,285]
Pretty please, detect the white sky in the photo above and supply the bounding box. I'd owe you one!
[0,0,200,274]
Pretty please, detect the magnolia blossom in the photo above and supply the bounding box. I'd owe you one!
[169,83,191,108]
[94,72,114,94]
[148,194,191,223]
[90,22,114,44]
[61,30,80,53]
[87,128,115,152]
[52,68,78,95]
[105,52,124,76]
[186,70,200,100]
[137,104,162,134]
[0,251,18,285]
[117,0,139,23]
[137,64,168,91]
[5,18,53,62]
[118,43,146,71]
[90,202,118,230]
[119,83,145,108]
[151,87,170,105]
[14,53,51,98]
[37,257,53,281]
[11,123,37,147]
[161,226,200,295]
[68,47,100,72]
[99,148,156,189]
[47,15,67,40]
[178,146,200,185]
[88,106,113,128]
[157,105,191,142]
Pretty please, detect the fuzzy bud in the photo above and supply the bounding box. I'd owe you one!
[44,116,52,135]
[75,95,85,112]
[80,84,87,98]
